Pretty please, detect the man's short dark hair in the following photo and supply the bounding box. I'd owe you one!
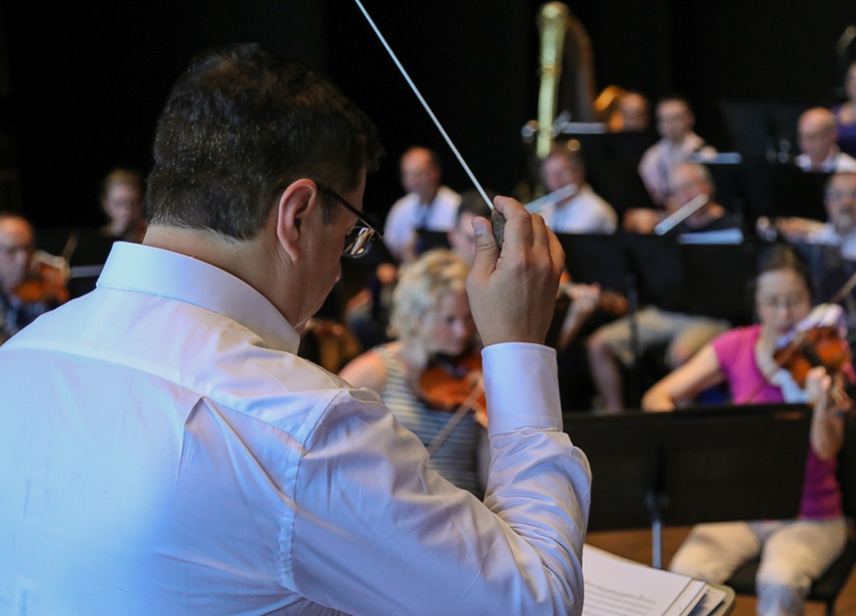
[147,44,383,240]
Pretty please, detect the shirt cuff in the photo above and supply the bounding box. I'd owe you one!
[482,342,562,436]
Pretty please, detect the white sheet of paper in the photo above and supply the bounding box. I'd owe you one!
[582,545,703,616]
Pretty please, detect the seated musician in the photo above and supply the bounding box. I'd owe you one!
[614,91,650,133]
[340,249,485,496]
[795,108,856,173]
[625,162,742,239]
[643,245,847,616]
[346,189,494,352]
[638,96,717,206]
[0,213,68,344]
[447,189,493,267]
[760,172,856,259]
[100,168,146,243]
[539,145,617,234]
[587,163,735,412]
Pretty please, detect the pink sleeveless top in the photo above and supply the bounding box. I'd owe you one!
[710,325,842,519]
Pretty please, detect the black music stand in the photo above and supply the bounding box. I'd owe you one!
[679,242,758,325]
[415,229,452,255]
[558,233,760,403]
[564,404,813,568]
[777,167,830,221]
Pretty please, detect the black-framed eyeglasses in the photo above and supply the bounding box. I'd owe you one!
[316,183,382,258]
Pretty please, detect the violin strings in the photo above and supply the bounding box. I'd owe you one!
[352,0,495,211]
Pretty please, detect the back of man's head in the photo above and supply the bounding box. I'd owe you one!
[147,44,382,240]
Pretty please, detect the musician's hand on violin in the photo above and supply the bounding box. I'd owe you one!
[805,366,847,461]
[467,197,563,347]
[805,366,833,408]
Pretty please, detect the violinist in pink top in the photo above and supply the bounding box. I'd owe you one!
[642,245,848,616]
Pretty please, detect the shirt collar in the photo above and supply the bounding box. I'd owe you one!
[97,242,301,353]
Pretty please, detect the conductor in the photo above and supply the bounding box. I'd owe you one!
[0,45,591,615]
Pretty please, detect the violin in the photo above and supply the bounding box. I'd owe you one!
[557,282,628,316]
[417,349,488,456]
[14,260,69,306]
[773,306,856,412]
[419,350,486,416]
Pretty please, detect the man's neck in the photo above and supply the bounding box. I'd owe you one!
[143,223,300,326]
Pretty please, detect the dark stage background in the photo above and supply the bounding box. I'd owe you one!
[1,0,854,229]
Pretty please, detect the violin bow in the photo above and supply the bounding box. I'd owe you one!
[353,0,510,245]
[425,373,485,458]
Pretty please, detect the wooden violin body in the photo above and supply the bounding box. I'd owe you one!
[14,262,69,306]
[775,324,855,412]
[418,349,487,428]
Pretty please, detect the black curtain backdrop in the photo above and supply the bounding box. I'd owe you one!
[3,0,854,228]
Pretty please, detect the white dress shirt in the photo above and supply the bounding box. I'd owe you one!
[795,149,856,173]
[0,242,591,616]
[540,184,617,234]
[383,185,460,259]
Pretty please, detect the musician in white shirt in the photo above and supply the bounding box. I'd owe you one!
[383,146,460,260]
[539,145,617,234]
[795,107,856,173]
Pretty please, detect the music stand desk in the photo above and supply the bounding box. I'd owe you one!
[564,404,812,568]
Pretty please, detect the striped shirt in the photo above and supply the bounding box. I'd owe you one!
[376,345,482,496]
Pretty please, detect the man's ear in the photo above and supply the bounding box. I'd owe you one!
[275,179,319,263]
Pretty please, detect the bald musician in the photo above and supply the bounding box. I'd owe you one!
[795,107,856,173]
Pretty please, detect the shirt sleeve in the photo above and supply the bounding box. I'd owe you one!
[288,342,591,616]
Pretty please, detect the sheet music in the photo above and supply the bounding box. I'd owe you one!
[582,545,709,616]
[688,587,727,616]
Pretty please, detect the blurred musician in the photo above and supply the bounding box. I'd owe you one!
[340,250,485,495]
[539,145,617,234]
[638,96,717,206]
[642,245,846,616]
[796,108,856,173]
[614,91,650,133]
[101,169,146,243]
[588,163,735,412]
[383,147,460,261]
[447,189,492,267]
[0,214,67,343]
[760,172,856,258]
